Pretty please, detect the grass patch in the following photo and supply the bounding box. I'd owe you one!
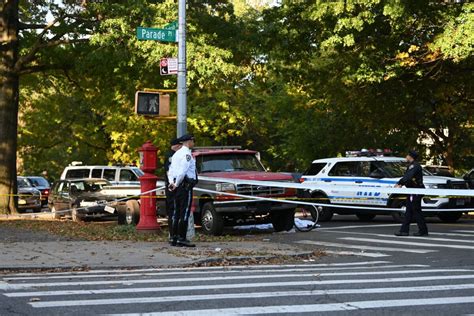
[0,219,256,242]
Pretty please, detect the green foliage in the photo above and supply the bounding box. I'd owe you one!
[17,0,473,178]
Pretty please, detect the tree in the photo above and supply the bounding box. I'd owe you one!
[0,0,95,214]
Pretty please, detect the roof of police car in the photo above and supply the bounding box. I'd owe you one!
[192,149,258,156]
[311,156,405,164]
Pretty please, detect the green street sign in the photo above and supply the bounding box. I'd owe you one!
[136,27,177,42]
[164,21,178,30]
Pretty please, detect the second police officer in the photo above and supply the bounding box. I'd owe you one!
[167,134,198,247]
[394,150,429,237]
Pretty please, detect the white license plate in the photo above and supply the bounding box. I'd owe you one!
[104,205,115,213]
[18,199,26,205]
[456,199,465,206]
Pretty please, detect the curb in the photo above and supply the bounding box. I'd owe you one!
[0,251,319,273]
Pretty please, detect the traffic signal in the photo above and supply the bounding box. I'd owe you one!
[160,58,169,75]
[135,92,170,116]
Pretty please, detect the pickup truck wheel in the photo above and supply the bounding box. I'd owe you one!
[51,205,61,219]
[117,205,127,225]
[356,214,376,221]
[438,212,463,223]
[125,200,140,225]
[271,209,295,232]
[201,202,224,236]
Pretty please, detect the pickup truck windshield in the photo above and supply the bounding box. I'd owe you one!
[71,180,109,193]
[198,154,265,173]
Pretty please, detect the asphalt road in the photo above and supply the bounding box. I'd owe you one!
[1,214,473,315]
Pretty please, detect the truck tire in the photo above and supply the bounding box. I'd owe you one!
[271,209,295,232]
[356,213,376,221]
[438,212,463,223]
[201,202,224,236]
[117,205,127,225]
[125,200,140,225]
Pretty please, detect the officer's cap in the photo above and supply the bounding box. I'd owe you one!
[178,134,195,142]
[170,138,180,146]
[408,150,419,160]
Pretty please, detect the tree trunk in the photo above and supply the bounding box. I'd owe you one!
[0,0,19,215]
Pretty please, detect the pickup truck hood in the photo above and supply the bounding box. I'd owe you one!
[202,171,294,182]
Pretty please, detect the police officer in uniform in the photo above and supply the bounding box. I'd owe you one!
[168,134,198,247]
[395,150,428,236]
[164,138,182,239]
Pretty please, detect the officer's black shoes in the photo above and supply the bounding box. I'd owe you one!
[394,231,409,236]
[177,239,196,247]
[170,238,178,247]
[413,232,429,237]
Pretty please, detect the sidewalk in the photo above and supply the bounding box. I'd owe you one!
[0,221,317,271]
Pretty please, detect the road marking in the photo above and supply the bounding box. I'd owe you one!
[340,237,474,250]
[454,230,474,234]
[106,296,474,315]
[318,224,401,230]
[3,264,428,281]
[1,269,460,290]
[29,283,474,308]
[7,274,474,297]
[322,230,474,244]
[324,250,389,258]
[429,232,474,238]
[1,261,391,277]
[296,240,436,253]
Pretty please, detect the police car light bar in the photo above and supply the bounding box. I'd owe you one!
[345,149,393,157]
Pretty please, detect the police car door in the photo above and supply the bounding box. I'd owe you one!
[356,161,385,206]
[326,161,360,205]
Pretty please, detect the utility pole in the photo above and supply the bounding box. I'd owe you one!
[177,0,187,137]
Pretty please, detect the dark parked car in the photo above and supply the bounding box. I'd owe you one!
[26,176,50,207]
[17,177,42,213]
[48,178,118,221]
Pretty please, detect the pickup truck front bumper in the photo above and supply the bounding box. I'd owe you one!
[213,200,296,214]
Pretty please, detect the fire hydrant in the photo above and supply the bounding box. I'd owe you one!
[137,141,160,232]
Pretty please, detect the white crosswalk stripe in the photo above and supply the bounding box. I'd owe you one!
[295,240,436,254]
[340,237,474,250]
[1,261,474,315]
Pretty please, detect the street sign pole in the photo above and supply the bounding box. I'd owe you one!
[177,0,187,138]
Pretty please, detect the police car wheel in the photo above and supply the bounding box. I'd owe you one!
[201,202,224,236]
[356,213,376,221]
[438,212,462,223]
[312,193,333,222]
[390,199,406,223]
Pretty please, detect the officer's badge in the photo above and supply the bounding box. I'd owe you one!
[186,154,191,161]
[409,165,414,169]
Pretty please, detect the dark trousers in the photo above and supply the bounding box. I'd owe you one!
[400,195,428,234]
[165,187,175,236]
[171,185,193,240]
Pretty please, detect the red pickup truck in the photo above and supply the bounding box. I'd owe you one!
[192,147,297,235]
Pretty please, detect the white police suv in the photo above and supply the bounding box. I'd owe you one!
[299,150,471,223]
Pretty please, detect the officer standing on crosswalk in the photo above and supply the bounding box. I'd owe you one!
[164,137,182,238]
[167,134,198,247]
[395,150,428,237]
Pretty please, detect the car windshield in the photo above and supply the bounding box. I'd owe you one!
[17,178,32,188]
[374,161,432,178]
[132,168,144,177]
[71,180,109,193]
[198,154,265,173]
[28,177,49,187]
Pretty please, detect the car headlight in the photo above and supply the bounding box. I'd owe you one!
[425,184,438,189]
[216,183,236,192]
